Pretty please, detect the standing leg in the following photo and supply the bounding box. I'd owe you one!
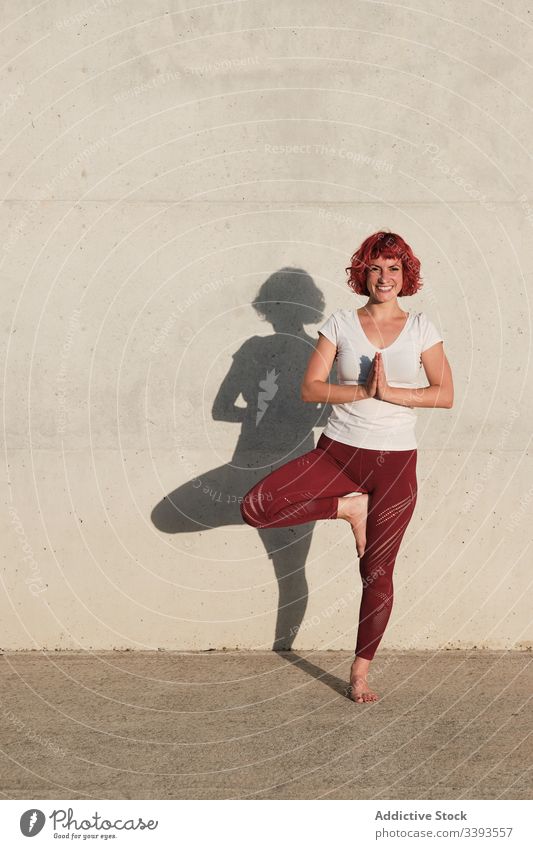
[350,449,418,703]
[355,450,418,660]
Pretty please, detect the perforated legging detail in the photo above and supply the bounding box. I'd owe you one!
[240,433,417,661]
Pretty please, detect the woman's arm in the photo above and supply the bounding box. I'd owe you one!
[301,334,372,403]
[378,342,454,408]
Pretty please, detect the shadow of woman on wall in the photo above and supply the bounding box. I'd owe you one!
[151,267,335,650]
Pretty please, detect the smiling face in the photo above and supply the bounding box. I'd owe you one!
[365,255,403,301]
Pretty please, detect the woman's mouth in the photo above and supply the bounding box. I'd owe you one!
[376,285,393,291]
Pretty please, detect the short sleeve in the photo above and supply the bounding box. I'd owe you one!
[419,312,444,352]
[318,312,339,346]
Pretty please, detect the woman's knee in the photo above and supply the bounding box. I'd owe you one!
[240,486,269,527]
[360,564,392,594]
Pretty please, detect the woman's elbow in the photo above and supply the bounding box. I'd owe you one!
[301,381,319,402]
[445,384,454,408]
[432,385,453,408]
[301,383,312,402]
[442,391,454,409]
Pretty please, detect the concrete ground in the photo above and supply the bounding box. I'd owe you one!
[0,650,530,800]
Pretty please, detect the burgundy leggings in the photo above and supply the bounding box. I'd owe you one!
[240,433,418,660]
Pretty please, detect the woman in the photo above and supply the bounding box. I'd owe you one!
[240,231,454,703]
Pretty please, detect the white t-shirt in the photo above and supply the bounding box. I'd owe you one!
[318,307,444,450]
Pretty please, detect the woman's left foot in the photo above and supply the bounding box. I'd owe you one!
[349,665,379,703]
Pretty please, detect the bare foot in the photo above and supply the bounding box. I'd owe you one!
[337,494,369,558]
[349,674,379,703]
[348,658,379,703]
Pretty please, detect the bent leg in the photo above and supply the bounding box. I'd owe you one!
[240,437,363,528]
[355,451,418,660]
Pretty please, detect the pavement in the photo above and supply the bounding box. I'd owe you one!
[0,650,531,800]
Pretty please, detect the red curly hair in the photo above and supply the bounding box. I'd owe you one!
[346,231,423,297]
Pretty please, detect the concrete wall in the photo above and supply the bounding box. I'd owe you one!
[1,0,532,651]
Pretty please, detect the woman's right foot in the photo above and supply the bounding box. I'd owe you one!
[337,494,369,558]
